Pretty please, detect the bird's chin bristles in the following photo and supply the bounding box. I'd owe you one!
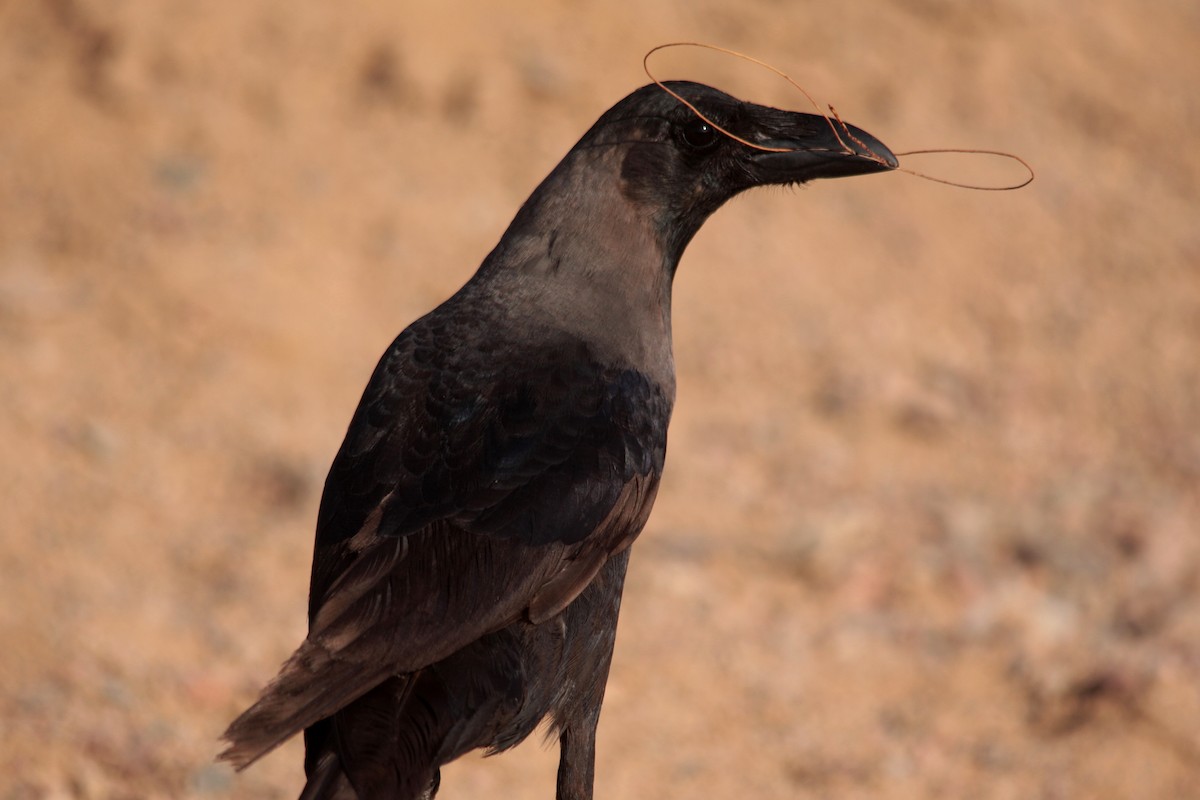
[756,181,810,197]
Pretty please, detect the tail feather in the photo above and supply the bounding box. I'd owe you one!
[219,639,390,770]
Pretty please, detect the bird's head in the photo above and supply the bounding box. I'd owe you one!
[577,80,896,261]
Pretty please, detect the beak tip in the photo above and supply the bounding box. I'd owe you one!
[842,125,897,171]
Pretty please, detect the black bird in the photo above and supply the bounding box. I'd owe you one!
[221,80,895,799]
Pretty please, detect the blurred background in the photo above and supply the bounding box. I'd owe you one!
[2,1,1198,797]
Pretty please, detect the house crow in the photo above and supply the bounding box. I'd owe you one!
[221,80,895,800]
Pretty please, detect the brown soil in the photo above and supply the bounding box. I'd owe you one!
[2,1,1198,798]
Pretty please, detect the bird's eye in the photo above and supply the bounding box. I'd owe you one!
[680,117,720,151]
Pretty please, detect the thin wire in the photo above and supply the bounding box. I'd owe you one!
[892,149,1036,190]
[643,42,1034,191]
[643,42,861,156]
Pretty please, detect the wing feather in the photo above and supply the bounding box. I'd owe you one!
[221,302,671,769]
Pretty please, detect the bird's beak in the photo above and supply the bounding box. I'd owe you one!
[749,113,897,183]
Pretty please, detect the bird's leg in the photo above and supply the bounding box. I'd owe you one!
[555,721,598,800]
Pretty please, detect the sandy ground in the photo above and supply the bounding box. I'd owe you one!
[2,1,1199,798]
